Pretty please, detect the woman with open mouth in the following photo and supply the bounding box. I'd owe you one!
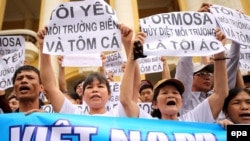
[218,88,250,127]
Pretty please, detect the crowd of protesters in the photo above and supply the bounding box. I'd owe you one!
[0,3,250,131]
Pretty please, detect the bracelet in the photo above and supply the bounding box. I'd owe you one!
[213,57,230,61]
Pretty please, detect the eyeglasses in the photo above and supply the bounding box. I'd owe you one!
[194,72,213,77]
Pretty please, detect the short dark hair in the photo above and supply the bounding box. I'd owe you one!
[8,95,18,101]
[223,87,250,115]
[151,87,162,119]
[74,79,84,92]
[139,80,153,94]
[82,72,111,95]
[68,92,80,100]
[12,65,41,84]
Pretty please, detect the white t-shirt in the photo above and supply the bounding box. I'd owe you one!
[149,99,215,123]
[60,98,152,118]
[179,99,215,122]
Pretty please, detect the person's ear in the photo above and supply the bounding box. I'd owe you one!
[40,85,44,91]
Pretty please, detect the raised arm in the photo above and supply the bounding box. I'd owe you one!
[235,69,245,88]
[226,41,240,89]
[99,52,107,78]
[120,24,144,117]
[161,56,171,80]
[121,25,141,102]
[37,27,66,112]
[208,29,228,119]
[57,56,68,93]
[197,3,212,12]
[133,60,141,102]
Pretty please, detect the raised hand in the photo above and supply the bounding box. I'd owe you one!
[198,3,212,12]
[36,26,48,49]
[57,55,64,66]
[132,32,147,60]
[215,28,226,46]
[100,52,107,65]
[119,24,133,47]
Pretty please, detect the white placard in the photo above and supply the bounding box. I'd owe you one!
[138,56,163,74]
[62,53,102,67]
[43,0,122,55]
[105,51,126,76]
[210,5,250,46]
[0,36,25,90]
[140,12,225,56]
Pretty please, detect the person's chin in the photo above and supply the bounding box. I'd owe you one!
[166,108,179,115]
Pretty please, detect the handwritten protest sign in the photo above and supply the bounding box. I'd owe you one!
[138,56,163,74]
[105,51,126,76]
[140,12,225,56]
[62,53,102,67]
[210,5,250,46]
[0,36,25,90]
[43,0,121,55]
[106,82,120,109]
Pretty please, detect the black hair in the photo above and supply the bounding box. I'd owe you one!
[68,92,80,100]
[82,72,111,95]
[12,65,42,84]
[223,87,250,115]
[139,85,153,94]
[8,95,18,101]
[73,79,84,92]
[151,87,161,118]
[139,79,153,94]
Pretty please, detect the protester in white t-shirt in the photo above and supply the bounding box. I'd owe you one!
[120,29,229,122]
[37,24,149,118]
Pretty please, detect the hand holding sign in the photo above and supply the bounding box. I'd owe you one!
[210,5,250,46]
[37,27,47,49]
[132,32,147,60]
[119,24,134,56]
[43,0,121,55]
[57,55,64,66]
[215,28,226,46]
[100,52,107,66]
[198,3,212,12]
[217,118,234,129]
[140,12,225,56]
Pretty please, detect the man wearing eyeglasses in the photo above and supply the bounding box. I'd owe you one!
[192,63,214,96]
[176,42,240,117]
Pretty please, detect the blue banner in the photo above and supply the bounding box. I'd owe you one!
[0,113,226,141]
